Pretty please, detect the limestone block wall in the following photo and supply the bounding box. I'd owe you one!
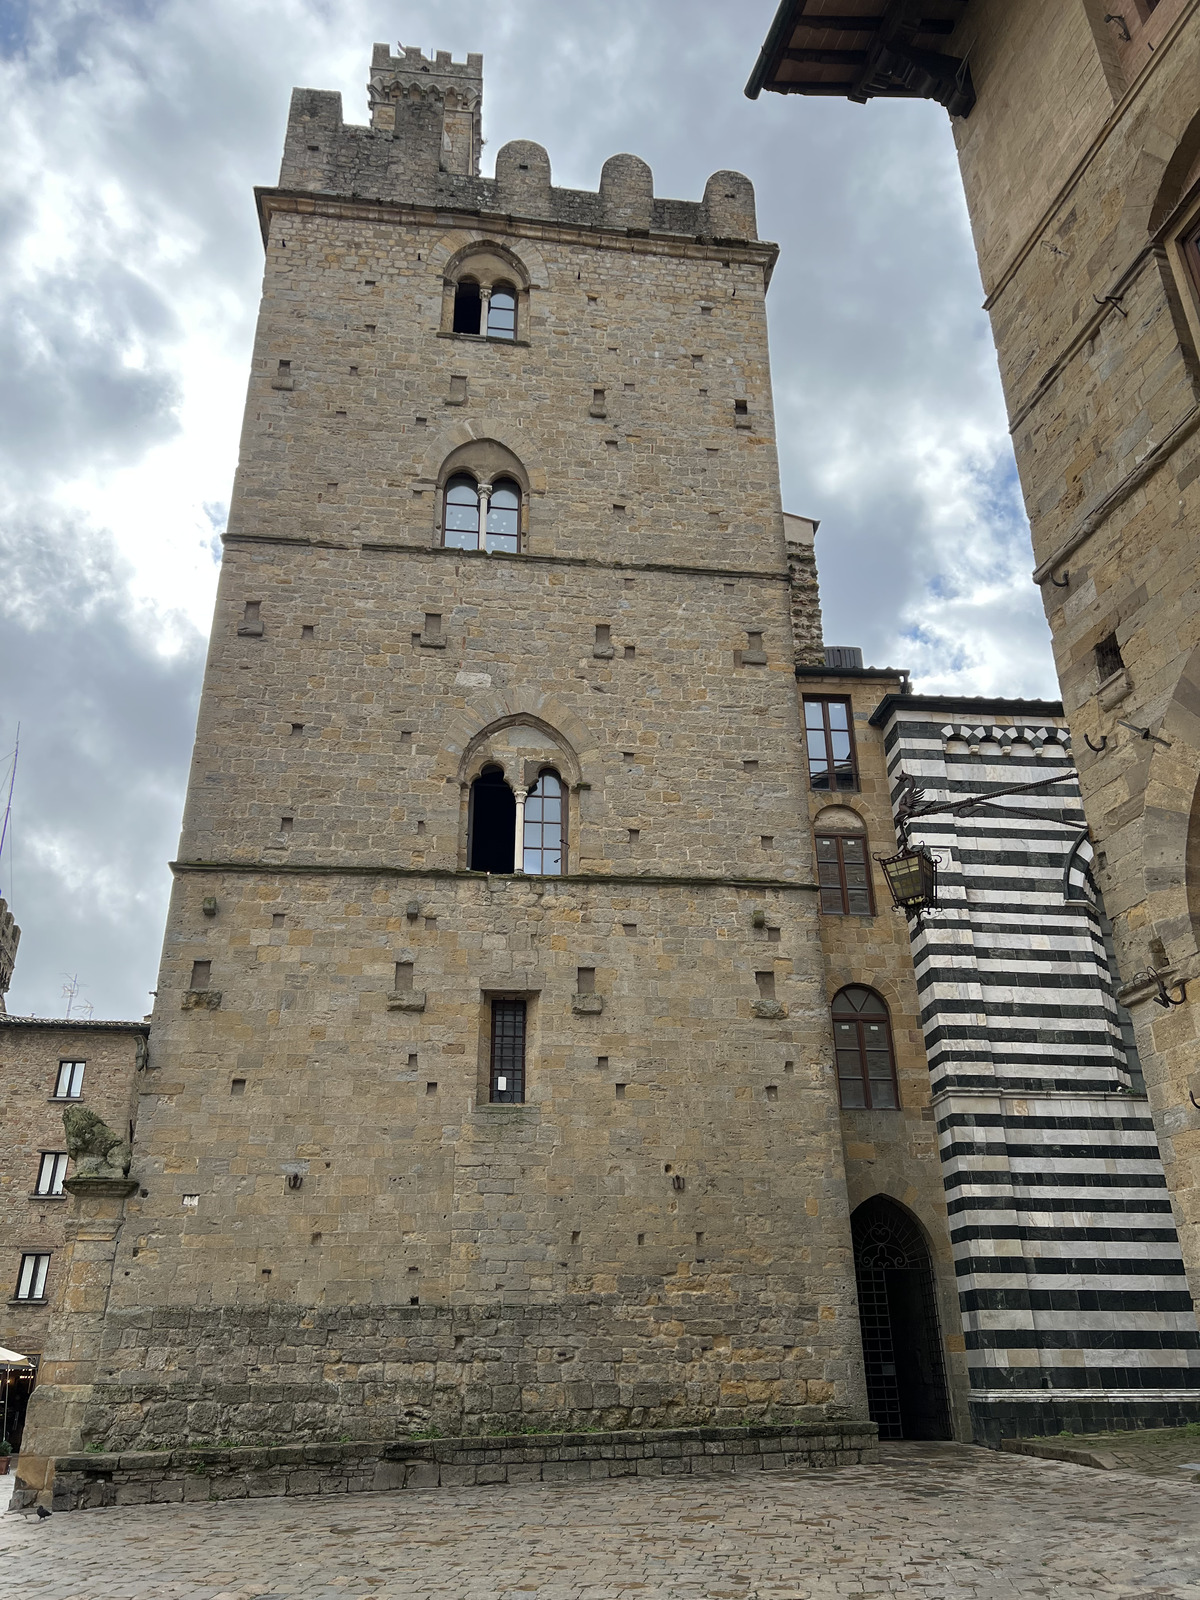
[13,48,878,1457]
[0,1020,145,1362]
[945,2,1200,1307]
[799,668,972,1440]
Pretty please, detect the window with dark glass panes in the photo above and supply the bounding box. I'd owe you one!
[832,986,899,1110]
[486,286,517,339]
[804,698,857,790]
[816,833,874,915]
[523,770,563,874]
[490,999,526,1103]
[484,479,520,553]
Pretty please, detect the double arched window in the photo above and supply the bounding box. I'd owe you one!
[451,278,519,340]
[443,475,521,554]
[467,766,565,875]
[832,986,899,1110]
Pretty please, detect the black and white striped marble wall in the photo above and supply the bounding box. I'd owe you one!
[873,697,1200,1442]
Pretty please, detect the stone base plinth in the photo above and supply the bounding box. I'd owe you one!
[14,1421,879,1512]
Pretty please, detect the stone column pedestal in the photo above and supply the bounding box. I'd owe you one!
[12,1175,137,1510]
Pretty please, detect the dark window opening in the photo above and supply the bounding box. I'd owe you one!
[817,833,875,916]
[833,986,898,1110]
[852,1197,951,1441]
[469,766,516,872]
[453,279,482,334]
[804,697,858,791]
[1095,631,1125,682]
[490,999,526,1103]
[487,286,517,339]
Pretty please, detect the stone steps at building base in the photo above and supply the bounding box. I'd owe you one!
[16,1421,880,1512]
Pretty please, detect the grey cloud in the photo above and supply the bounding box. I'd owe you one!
[2,0,1056,1017]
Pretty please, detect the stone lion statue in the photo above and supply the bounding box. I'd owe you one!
[63,1106,132,1180]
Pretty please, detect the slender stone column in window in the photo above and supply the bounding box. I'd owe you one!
[513,786,528,873]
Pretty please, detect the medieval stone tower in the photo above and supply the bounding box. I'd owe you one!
[19,44,870,1470]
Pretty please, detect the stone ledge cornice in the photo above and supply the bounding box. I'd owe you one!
[220,531,791,586]
[170,860,816,892]
[255,187,780,280]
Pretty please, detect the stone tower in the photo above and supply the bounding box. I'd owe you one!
[19,44,869,1472]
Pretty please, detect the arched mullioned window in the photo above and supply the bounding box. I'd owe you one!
[832,986,899,1110]
[442,474,522,554]
[444,249,527,341]
[523,770,564,875]
[486,285,517,339]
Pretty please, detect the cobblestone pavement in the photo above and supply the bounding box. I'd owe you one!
[1048,1424,1200,1479]
[4,1442,1200,1600]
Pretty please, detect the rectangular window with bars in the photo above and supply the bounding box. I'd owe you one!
[16,1252,50,1301]
[803,697,858,791]
[53,1060,85,1099]
[490,999,527,1104]
[34,1152,68,1196]
[816,833,875,915]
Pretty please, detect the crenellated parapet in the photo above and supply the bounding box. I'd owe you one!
[276,47,758,244]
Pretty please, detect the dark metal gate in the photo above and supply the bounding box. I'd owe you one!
[852,1196,951,1440]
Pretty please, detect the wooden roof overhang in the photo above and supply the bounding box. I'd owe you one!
[745,0,974,118]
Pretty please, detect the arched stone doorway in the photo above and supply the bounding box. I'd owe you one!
[852,1196,951,1440]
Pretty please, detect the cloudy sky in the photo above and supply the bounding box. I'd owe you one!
[0,0,1056,1020]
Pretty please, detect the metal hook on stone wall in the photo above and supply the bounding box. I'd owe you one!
[1132,968,1189,1008]
[1050,570,1070,588]
[1083,732,1108,752]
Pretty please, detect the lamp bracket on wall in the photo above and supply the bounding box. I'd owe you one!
[1131,968,1188,1008]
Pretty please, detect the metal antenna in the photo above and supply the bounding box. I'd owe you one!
[0,724,18,891]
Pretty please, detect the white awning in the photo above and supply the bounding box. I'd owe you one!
[0,1347,30,1366]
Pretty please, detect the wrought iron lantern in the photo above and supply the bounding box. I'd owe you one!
[878,844,938,913]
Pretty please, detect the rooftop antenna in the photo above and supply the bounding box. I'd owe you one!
[0,723,18,891]
[61,973,93,1021]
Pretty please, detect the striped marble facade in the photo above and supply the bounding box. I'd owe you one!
[871,696,1200,1442]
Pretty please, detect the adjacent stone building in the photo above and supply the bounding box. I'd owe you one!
[12,33,1200,1506]
[747,0,1200,1335]
[0,895,146,1448]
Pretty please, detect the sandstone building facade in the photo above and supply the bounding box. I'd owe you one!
[13,33,1200,1506]
[17,45,883,1494]
[748,0,1200,1329]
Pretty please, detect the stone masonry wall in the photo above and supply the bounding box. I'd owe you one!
[0,1021,144,1361]
[14,54,876,1464]
[947,2,1200,1301]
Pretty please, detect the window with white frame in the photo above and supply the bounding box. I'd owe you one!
[54,1060,85,1099]
[34,1152,68,1197]
[442,474,522,554]
[15,1253,50,1301]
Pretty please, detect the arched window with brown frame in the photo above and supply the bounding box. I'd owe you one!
[832,986,899,1110]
